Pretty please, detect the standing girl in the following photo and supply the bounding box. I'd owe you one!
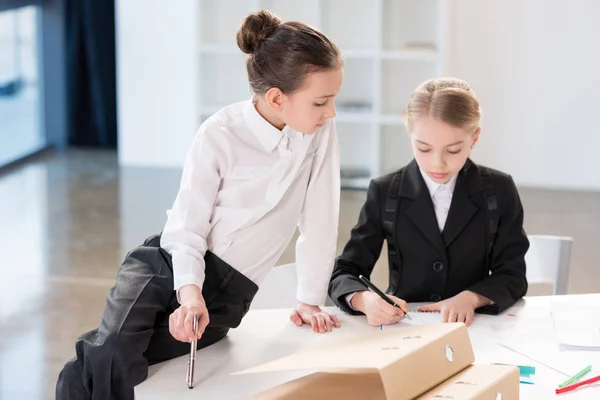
[57,10,344,400]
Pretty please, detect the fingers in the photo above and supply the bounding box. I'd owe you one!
[319,314,333,332]
[330,314,341,328]
[291,309,340,333]
[289,310,303,327]
[307,313,337,333]
[317,314,325,333]
[175,308,186,339]
[465,311,475,327]
[168,305,209,342]
[169,309,187,342]
[184,310,196,342]
[310,315,320,333]
[198,310,209,338]
[367,309,404,326]
[380,300,402,317]
[446,309,473,325]
[388,312,405,325]
[448,310,458,324]
[441,307,450,323]
[169,313,178,340]
[389,296,409,314]
[322,315,333,332]
[417,302,440,312]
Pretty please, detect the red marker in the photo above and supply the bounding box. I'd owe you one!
[555,374,600,395]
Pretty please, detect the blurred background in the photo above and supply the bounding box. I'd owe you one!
[1,0,599,398]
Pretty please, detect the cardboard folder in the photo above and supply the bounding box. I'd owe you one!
[241,323,475,400]
[415,364,520,400]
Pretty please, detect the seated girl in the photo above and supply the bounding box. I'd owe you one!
[329,77,529,327]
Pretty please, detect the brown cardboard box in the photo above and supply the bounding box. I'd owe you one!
[415,364,520,400]
[240,323,475,400]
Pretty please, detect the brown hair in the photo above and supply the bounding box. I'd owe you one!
[406,77,481,134]
[236,10,342,95]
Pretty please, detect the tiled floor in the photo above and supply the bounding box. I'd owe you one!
[1,149,599,399]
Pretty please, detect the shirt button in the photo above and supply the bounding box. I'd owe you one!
[431,294,442,302]
[433,261,444,272]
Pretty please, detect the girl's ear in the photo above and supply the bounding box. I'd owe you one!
[265,87,285,111]
[471,127,481,148]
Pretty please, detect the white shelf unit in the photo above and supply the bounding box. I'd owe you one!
[197,0,447,188]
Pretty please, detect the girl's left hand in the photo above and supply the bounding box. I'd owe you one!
[290,302,341,333]
[416,291,483,327]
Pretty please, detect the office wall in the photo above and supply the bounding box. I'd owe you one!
[116,0,199,167]
[448,0,600,190]
[116,0,600,190]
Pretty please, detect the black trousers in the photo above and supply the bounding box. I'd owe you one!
[55,234,258,400]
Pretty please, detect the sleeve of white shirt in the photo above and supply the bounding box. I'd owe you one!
[160,124,224,296]
[345,292,357,309]
[295,120,341,305]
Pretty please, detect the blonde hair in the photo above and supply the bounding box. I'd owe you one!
[405,77,481,134]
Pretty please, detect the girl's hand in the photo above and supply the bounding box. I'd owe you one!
[352,291,408,326]
[289,302,341,333]
[169,284,210,342]
[417,290,488,327]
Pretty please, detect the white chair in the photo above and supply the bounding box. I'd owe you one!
[250,263,334,310]
[525,234,573,295]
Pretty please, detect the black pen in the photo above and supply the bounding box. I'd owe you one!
[358,275,412,320]
[186,313,198,389]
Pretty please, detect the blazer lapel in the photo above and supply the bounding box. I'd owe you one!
[442,160,483,247]
[401,160,447,258]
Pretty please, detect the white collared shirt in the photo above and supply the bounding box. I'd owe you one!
[160,99,340,306]
[419,168,458,232]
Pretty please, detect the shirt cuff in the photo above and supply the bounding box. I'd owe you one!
[345,292,357,310]
[297,287,328,306]
[174,273,205,304]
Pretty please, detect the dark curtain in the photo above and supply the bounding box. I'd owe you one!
[65,0,117,148]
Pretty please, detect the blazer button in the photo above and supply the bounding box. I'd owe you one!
[433,261,444,272]
[431,294,442,302]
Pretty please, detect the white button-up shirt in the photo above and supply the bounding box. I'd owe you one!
[419,169,458,232]
[160,99,340,306]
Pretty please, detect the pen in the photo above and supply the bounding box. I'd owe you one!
[555,374,600,395]
[558,365,592,388]
[186,313,198,389]
[358,275,412,320]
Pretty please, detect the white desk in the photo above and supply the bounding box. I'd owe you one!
[135,294,600,399]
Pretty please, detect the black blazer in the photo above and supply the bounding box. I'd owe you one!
[329,159,529,315]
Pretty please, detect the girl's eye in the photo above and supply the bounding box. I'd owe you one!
[447,149,462,155]
[417,148,431,153]
[314,102,326,107]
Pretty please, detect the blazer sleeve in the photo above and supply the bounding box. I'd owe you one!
[468,174,529,314]
[328,179,386,315]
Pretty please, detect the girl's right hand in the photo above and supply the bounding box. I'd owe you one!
[169,285,210,342]
[352,291,408,327]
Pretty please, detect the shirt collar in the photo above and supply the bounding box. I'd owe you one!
[419,167,458,198]
[243,99,293,152]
